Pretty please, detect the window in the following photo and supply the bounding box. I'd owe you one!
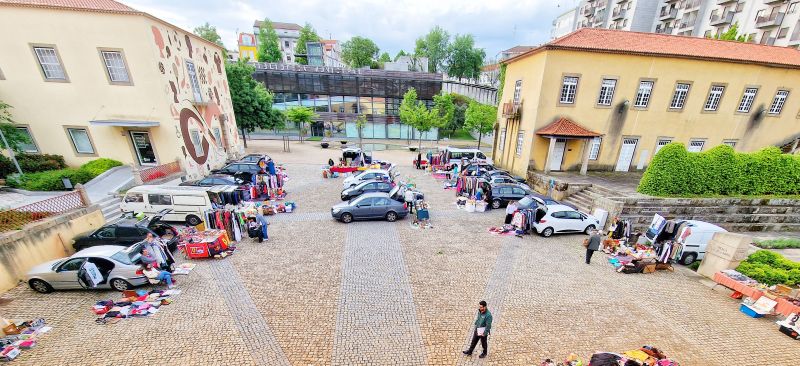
[670,83,690,109]
[117,227,140,237]
[769,90,789,114]
[189,130,204,156]
[66,128,94,154]
[560,76,579,104]
[513,80,522,104]
[634,81,654,108]
[516,131,525,156]
[286,55,291,61]
[779,27,790,39]
[737,88,758,113]
[655,139,672,154]
[58,258,86,272]
[589,137,602,160]
[597,79,617,106]
[499,128,506,151]
[185,60,203,102]
[33,46,66,80]
[565,211,583,220]
[704,85,725,111]
[15,127,38,153]
[285,40,290,48]
[755,9,764,21]
[213,127,222,145]
[100,50,130,83]
[148,194,172,205]
[723,140,737,148]
[687,140,705,152]
[790,2,799,14]
[124,193,143,203]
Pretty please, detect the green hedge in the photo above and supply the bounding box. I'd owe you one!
[638,143,800,196]
[80,158,123,177]
[736,250,800,286]
[0,153,67,178]
[7,158,123,191]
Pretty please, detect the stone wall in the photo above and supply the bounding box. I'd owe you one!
[0,207,105,293]
[526,171,590,200]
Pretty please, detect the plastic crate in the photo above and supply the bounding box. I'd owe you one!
[739,304,765,318]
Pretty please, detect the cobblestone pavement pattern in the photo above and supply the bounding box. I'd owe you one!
[1,140,798,365]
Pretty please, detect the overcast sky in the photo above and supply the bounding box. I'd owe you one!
[120,0,575,61]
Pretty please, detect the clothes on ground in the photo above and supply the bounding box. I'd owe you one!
[92,289,180,324]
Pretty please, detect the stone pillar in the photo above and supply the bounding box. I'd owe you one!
[580,138,591,176]
[74,184,91,206]
[697,232,753,279]
[543,137,556,174]
[131,164,143,186]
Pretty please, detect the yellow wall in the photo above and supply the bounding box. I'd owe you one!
[238,45,257,61]
[496,48,800,176]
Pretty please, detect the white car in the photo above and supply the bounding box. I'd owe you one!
[533,205,600,237]
[342,169,393,189]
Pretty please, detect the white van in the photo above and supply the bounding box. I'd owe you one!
[443,147,492,169]
[120,185,220,226]
[678,220,728,265]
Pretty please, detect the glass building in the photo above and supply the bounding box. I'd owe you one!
[251,62,443,140]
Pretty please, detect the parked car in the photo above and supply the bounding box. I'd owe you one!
[238,153,271,164]
[121,186,222,225]
[72,210,179,252]
[533,205,600,237]
[463,163,496,176]
[527,192,578,210]
[341,179,395,201]
[487,175,531,190]
[482,170,526,183]
[442,147,493,169]
[342,169,394,189]
[490,183,535,209]
[179,174,240,187]
[26,245,149,293]
[331,192,409,223]
[675,220,728,265]
[211,162,263,182]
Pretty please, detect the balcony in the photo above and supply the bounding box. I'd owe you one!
[756,12,785,28]
[760,36,776,45]
[502,101,522,119]
[683,0,702,11]
[710,11,735,26]
[582,6,595,16]
[717,0,737,3]
[597,1,607,9]
[612,8,627,20]
[764,0,786,4]
[659,7,678,20]
[656,25,675,34]
[679,20,696,30]
[789,27,800,46]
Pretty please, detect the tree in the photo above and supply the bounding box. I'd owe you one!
[0,100,31,154]
[464,101,497,148]
[295,23,321,65]
[193,22,227,59]
[394,50,407,61]
[257,18,282,62]
[711,22,752,42]
[355,114,367,148]
[342,36,380,68]
[399,88,447,149]
[433,93,455,136]
[414,26,450,73]
[225,60,280,147]
[447,34,485,81]
[379,52,391,63]
[285,107,318,141]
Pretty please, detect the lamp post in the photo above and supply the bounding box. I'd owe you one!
[0,128,22,175]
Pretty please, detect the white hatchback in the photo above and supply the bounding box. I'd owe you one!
[533,205,600,237]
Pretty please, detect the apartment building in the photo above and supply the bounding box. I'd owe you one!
[0,0,241,179]
[494,28,800,177]
[575,0,660,31]
[251,21,302,64]
[552,7,579,39]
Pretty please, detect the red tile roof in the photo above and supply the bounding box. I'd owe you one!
[0,0,138,13]
[536,117,601,138]
[253,20,302,31]
[506,28,800,69]
[503,45,535,54]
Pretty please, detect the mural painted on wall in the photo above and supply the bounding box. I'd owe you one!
[150,23,240,179]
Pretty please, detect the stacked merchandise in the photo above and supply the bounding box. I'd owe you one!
[0,318,50,362]
[605,241,660,274]
[250,172,287,200]
[540,346,679,366]
[178,227,234,259]
[92,289,180,325]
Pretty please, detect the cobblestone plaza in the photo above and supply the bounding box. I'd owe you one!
[1,141,798,365]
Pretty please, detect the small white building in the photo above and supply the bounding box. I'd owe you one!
[384,55,429,72]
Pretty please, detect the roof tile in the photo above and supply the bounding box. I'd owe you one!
[536,117,602,138]
[0,0,137,13]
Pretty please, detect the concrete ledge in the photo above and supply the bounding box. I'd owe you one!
[83,165,128,189]
[1,187,68,196]
[0,205,100,242]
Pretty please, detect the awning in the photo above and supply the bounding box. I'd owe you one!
[535,117,601,138]
[90,120,160,127]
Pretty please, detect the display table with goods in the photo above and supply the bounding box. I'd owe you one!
[776,313,800,340]
[92,289,181,325]
[0,318,50,362]
[177,228,234,259]
[712,270,800,317]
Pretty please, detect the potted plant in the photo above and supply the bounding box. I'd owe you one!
[408,146,418,152]
[321,142,330,148]
[340,140,348,145]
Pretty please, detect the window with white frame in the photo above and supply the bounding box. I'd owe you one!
[33,47,66,80]
[655,139,672,154]
[704,85,725,111]
[670,83,691,109]
[597,79,617,106]
[634,81,654,108]
[687,140,705,152]
[16,127,38,153]
[189,130,204,156]
[101,50,130,83]
[516,131,525,156]
[737,88,758,113]
[185,60,203,102]
[589,137,602,160]
[560,76,579,104]
[213,127,222,145]
[66,128,94,154]
[513,80,522,104]
[769,90,789,114]
[723,140,737,148]
[499,128,506,151]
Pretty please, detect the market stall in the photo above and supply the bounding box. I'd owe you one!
[0,318,50,362]
[92,289,180,325]
[712,270,800,317]
[178,227,233,259]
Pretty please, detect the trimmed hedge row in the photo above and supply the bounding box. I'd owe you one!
[736,250,800,286]
[7,158,122,191]
[0,153,67,178]
[638,143,800,196]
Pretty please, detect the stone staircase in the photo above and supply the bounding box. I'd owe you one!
[96,195,123,224]
[562,184,619,214]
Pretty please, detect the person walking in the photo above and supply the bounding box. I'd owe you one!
[463,300,493,358]
[585,229,602,264]
[416,152,422,170]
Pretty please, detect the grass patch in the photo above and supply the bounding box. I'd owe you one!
[446,129,476,141]
[754,238,800,249]
[688,261,700,271]
[7,158,123,191]
[306,136,323,141]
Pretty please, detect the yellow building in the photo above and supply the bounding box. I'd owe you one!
[238,33,257,61]
[0,0,242,179]
[494,28,800,178]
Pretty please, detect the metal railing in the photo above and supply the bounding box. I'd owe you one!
[710,11,735,26]
[756,12,785,28]
[139,160,182,183]
[0,191,87,233]
[660,7,678,19]
[683,0,702,10]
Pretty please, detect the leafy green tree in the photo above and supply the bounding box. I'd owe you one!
[394,50,407,61]
[257,19,282,62]
[433,93,455,134]
[285,106,318,141]
[295,23,321,65]
[355,114,367,148]
[225,60,280,148]
[342,36,380,68]
[711,22,752,42]
[447,34,485,81]
[0,101,30,153]
[378,52,391,63]
[399,88,447,149]
[193,22,227,59]
[464,101,497,148]
[414,26,450,73]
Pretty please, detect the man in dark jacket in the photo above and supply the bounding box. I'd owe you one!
[586,229,602,264]
[463,300,493,358]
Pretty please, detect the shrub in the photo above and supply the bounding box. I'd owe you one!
[754,238,800,249]
[0,153,67,178]
[736,250,800,286]
[80,158,122,177]
[7,158,122,191]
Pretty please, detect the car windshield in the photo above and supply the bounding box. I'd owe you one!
[111,245,141,265]
[518,196,535,207]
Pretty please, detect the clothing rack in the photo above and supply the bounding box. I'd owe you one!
[202,209,246,242]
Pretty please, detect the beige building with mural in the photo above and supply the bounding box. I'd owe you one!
[494,28,800,178]
[0,0,242,179]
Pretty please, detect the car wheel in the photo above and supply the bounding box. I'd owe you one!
[341,213,353,224]
[681,252,698,266]
[386,211,398,222]
[110,278,131,291]
[491,199,502,209]
[584,225,596,235]
[29,279,53,294]
[186,215,202,226]
[541,227,554,237]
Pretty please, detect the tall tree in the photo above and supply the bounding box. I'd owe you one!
[394,50,407,61]
[295,23,321,65]
[355,114,367,149]
[225,60,281,147]
[399,88,447,149]
[342,36,380,68]
[285,107,318,141]
[193,22,227,59]
[378,52,391,63]
[433,93,455,134]
[447,34,485,81]
[711,22,752,42]
[464,101,497,148]
[414,26,450,73]
[257,19,282,62]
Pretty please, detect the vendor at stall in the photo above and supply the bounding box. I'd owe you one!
[256,207,270,242]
